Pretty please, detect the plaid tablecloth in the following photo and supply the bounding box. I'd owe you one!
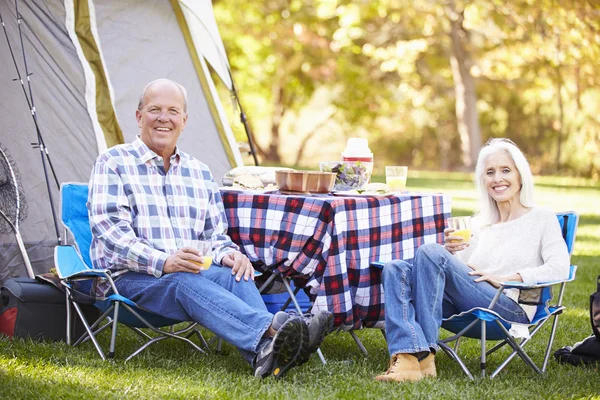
[221,190,451,330]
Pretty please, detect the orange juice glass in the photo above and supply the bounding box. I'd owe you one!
[447,216,472,244]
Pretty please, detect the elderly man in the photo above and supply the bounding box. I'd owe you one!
[87,78,331,378]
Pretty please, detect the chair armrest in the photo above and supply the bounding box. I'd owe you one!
[370,261,386,269]
[54,245,111,280]
[500,265,577,290]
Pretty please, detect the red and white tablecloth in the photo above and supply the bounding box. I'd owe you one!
[221,190,451,330]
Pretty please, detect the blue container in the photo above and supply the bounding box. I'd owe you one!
[261,282,312,314]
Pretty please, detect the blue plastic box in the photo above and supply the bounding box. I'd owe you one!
[261,282,312,314]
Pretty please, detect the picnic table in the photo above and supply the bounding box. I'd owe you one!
[221,190,451,330]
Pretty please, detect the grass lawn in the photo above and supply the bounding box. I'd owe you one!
[1,171,599,399]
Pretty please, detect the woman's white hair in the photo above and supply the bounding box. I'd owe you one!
[474,138,535,225]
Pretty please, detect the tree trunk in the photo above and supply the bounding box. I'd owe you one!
[447,4,481,169]
[264,84,284,163]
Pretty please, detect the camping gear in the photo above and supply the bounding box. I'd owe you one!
[0,0,246,282]
[591,275,600,340]
[0,143,33,278]
[56,182,207,361]
[0,277,97,341]
[554,275,600,366]
[0,4,62,246]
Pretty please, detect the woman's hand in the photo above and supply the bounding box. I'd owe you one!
[221,251,255,282]
[469,270,523,288]
[444,228,468,254]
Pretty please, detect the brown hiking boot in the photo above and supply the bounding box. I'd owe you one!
[419,353,436,378]
[375,353,423,382]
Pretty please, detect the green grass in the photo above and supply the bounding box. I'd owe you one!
[1,171,599,399]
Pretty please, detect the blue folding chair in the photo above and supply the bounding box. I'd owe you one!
[54,182,207,361]
[437,211,579,379]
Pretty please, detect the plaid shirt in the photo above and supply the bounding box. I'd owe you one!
[88,137,237,295]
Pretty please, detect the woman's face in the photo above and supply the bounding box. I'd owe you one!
[484,151,522,204]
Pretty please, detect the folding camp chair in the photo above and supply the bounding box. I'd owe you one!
[437,211,579,379]
[54,182,207,361]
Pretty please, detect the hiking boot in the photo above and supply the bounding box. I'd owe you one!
[296,309,334,365]
[419,353,436,378]
[375,353,423,383]
[253,316,309,379]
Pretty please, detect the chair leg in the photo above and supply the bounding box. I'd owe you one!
[480,321,487,378]
[109,302,121,358]
[120,304,206,361]
[349,330,368,356]
[542,314,560,372]
[65,291,72,345]
[438,341,474,380]
[71,301,108,361]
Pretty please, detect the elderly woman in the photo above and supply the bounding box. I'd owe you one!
[376,138,570,383]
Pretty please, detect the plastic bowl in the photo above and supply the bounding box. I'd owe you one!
[275,170,336,193]
[319,161,373,191]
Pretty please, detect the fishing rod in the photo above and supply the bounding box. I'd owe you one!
[0,2,61,244]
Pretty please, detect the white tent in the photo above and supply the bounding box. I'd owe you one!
[0,0,243,283]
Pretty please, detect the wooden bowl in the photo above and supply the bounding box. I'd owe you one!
[275,170,335,193]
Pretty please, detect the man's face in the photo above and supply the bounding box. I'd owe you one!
[136,81,188,157]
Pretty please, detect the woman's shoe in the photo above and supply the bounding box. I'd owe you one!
[375,353,423,382]
[419,353,436,378]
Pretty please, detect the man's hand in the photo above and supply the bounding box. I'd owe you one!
[443,228,468,254]
[163,247,205,274]
[221,251,255,282]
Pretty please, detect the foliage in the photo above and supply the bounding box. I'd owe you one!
[1,172,599,399]
[214,0,600,178]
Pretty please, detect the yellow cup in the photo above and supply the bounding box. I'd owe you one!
[385,166,408,191]
[190,240,213,269]
[447,216,472,244]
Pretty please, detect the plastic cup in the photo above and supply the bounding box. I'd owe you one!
[447,216,472,244]
[189,240,213,269]
[385,166,408,191]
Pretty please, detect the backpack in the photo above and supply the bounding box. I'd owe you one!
[591,275,600,340]
[554,275,600,366]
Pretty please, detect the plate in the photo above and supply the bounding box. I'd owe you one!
[331,190,395,198]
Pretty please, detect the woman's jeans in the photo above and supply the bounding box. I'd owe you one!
[113,264,273,363]
[382,243,530,356]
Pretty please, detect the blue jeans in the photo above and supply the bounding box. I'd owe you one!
[113,264,273,363]
[382,243,529,356]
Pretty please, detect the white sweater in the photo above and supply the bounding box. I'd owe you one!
[456,206,570,321]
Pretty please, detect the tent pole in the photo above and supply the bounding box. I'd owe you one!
[228,72,259,166]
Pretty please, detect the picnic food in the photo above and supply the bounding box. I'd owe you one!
[319,161,373,191]
[357,182,391,194]
[233,175,264,190]
[222,166,293,186]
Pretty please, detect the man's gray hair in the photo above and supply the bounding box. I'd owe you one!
[137,78,188,112]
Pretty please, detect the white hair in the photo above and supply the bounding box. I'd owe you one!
[137,78,188,112]
[474,138,535,225]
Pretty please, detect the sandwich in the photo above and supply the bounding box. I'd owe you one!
[232,175,264,190]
